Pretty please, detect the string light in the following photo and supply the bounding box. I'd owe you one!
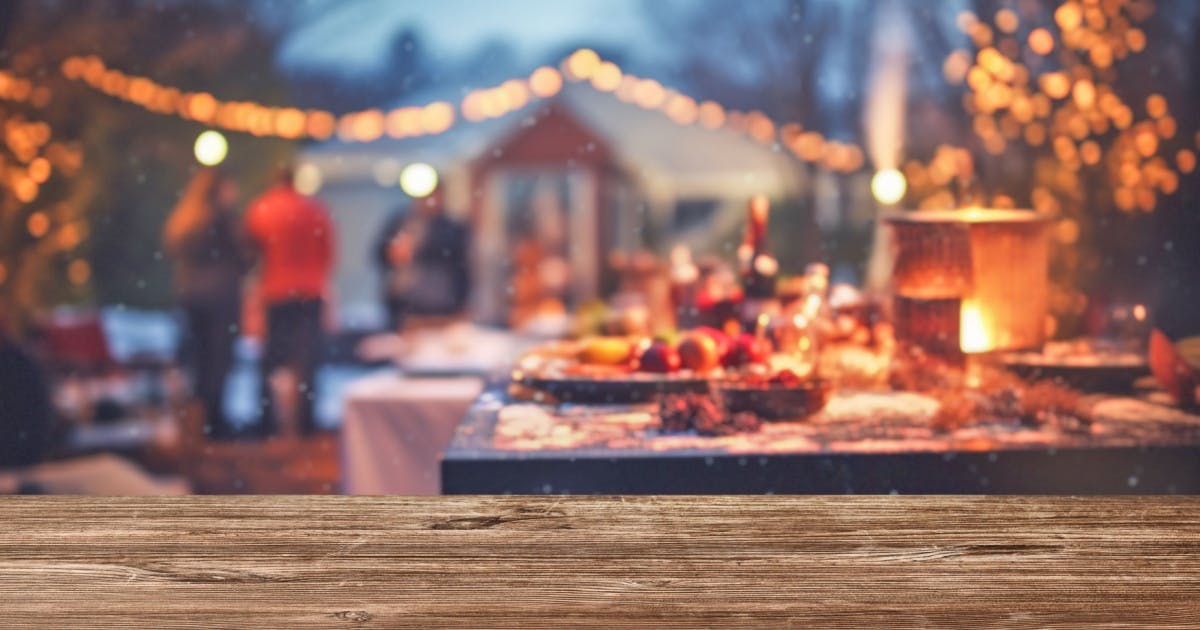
[61,49,873,173]
[910,1,1181,215]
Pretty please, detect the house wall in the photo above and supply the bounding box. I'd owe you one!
[312,181,398,331]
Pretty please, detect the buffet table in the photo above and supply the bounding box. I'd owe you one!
[442,388,1200,494]
[340,372,484,494]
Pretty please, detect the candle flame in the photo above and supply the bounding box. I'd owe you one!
[960,300,994,354]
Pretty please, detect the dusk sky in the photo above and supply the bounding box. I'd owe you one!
[276,0,656,73]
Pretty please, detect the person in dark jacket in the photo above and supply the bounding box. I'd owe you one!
[0,310,54,468]
[375,183,470,330]
[163,168,250,438]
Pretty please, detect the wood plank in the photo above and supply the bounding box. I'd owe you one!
[0,496,1197,628]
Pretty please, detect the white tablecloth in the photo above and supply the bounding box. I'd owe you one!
[340,371,483,494]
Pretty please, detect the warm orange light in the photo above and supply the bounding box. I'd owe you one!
[28,157,51,183]
[420,101,454,134]
[1135,127,1158,158]
[1023,122,1046,146]
[26,211,50,237]
[968,22,993,47]
[153,86,181,113]
[1072,80,1095,110]
[461,92,485,122]
[633,79,665,109]
[955,11,978,32]
[664,94,698,125]
[1111,105,1133,130]
[978,47,1011,81]
[843,146,865,172]
[967,66,990,92]
[528,66,562,98]
[1054,2,1083,31]
[67,259,91,285]
[128,77,154,104]
[1039,72,1070,100]
[1146,94,1168,119]
[943,50,970,84]
[57,222,84,249]
[960,300,994,354]
[1157,116,1177,140]
[564,48,601,81]
[101,70,128,96]
[697,100,725,129]
[1089,43,1113,69]
[796,132,824,162]
[1125,28,1146,52]
[745,111,774,144]
[1079,140,1101,165]
[1028,28,1055,55]
[589,61,621,92]
[994,9,1018,33]
[1178,149,1197,174]
[60,57,84,79]
[15,178,39,203]
[306,111,336,139]
[388,107,423,137]
[185,92,218,122]
[249,108,276,137]
[351,110,384,142]
[274,108,306,139]
[501,79,530,110]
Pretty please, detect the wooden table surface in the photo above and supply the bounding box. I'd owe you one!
[1,496,1197,628]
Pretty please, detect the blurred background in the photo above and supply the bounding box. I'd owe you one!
[0,0,1195,493]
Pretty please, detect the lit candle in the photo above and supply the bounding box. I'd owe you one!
[960,299,994,388]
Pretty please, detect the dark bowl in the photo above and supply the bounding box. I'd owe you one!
[717,379,832,421]
[518,374,711,404]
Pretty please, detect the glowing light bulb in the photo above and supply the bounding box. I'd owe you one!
[870,168,907,205]
[399,162,438,198]
[193,130,228,166]
[294,163,323,196]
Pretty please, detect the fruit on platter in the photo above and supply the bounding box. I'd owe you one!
[578,336,635,366]
[634,339,682,373]
[677,331,722,372]
[723,333,772,367]
[692,326,732,358]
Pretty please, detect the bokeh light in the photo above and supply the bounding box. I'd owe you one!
[193,130,228,166]
[399,162,439,198]
[293,163,322,196]
[870,168,907,205]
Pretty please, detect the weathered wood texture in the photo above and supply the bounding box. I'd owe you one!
[0,496,1197,628]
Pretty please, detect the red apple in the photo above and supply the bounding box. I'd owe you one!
[635,340,681,373]
[723,333,771,367]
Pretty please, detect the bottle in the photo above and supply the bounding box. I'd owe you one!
[737,195,780,329]
[668,245,700,329]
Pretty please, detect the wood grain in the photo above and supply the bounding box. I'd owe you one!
[0,496,1197,628]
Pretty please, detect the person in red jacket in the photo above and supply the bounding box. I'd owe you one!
[245,168,335,436]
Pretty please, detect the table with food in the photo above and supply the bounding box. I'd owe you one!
[441,198,1200,494]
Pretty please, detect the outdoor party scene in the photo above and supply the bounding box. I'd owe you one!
[0,0,1197,495]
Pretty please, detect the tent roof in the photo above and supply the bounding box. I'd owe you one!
[300,83,801,197]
